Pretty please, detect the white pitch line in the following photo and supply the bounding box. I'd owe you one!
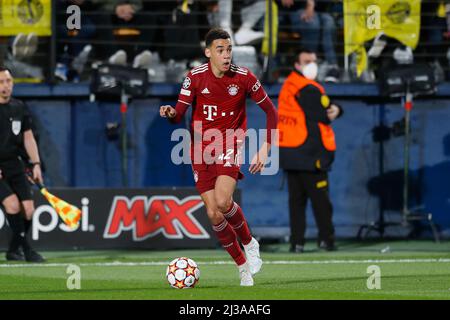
[1,258,450,268]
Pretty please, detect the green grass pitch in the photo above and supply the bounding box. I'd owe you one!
[0,240,449,300]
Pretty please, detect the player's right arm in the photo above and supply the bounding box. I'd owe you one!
[159,71,197,123]
[159,105,177,118]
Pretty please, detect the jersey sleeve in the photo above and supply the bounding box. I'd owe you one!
[170,72,197,123]
[246,70,268,105]
[177,72,196,108]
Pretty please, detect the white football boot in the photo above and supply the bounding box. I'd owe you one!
[238,262,254,286]
[243,237,263,275]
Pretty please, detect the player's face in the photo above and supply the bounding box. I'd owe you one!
[206,38,233,73]
[0,70,13,103]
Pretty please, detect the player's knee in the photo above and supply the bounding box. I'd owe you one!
[212,213,225,225]
[207,210,225,225]
[2,195,21,214]
[206,208,215,219]
[215,197,233,213]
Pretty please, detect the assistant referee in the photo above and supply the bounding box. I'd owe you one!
[0,66,45,262]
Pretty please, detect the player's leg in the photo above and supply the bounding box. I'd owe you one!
[216,176,252,245]
[200,189,246,266]
[215,175,262,276]
[200,189,253,286]
[21,200,45,262]
[1,182,25,261]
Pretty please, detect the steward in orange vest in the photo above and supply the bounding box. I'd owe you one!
[277,69,343,171]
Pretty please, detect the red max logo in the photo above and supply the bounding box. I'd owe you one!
[103,196,210,241]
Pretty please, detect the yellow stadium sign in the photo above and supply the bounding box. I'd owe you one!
[0,0,51,36]
[344,0,421,76]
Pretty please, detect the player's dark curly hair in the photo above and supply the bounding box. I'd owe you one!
[205,28,231,47]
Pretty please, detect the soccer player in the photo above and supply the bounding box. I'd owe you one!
[0,66,45,262]
[160,28,278,286]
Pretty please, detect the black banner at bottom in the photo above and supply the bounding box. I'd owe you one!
[0,188,240,250]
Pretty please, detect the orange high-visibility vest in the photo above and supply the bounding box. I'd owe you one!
[277,71,336,152]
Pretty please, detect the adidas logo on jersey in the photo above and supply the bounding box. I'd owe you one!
[201,88,210,94]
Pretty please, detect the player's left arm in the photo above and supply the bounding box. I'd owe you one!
[247,72,278,174]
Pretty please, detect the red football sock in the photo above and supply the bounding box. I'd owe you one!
[212,219,246,266]
[223,202,252,245]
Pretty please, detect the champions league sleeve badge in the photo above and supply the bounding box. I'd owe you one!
[183,77,191,89]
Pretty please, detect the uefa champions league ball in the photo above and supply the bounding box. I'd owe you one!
[166,257,200,289]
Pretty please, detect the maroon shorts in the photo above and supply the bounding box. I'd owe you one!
[191,163,244,194]
[191,146,244,194]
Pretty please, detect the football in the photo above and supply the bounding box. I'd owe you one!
[166,257,200,289]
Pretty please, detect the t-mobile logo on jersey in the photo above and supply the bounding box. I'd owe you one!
[203,105,218,121]
[203,105,235,121]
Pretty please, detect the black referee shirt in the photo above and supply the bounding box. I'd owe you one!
[0,98,32,162]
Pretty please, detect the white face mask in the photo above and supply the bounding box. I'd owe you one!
[302,62,318,80]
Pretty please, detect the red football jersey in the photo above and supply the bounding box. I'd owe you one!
[175,62,269,156]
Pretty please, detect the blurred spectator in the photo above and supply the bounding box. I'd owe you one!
[163,0,204,61]
[1,33,43,81]
[10,33,39,61]
[329,0,343,28]
[278,0,341,83]
[55,0,97,81]
[217,0,266,45]
[420,0,450,82]
[92,0,155,69]
[143,1,177,58]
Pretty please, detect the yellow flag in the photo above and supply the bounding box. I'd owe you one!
[344,0,421,76]
[0,0,52,36]
[41,188,81,229]
[262,0,278,56]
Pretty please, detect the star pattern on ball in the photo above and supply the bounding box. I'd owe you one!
[175,280,185,289]
[185,265,195,276]
[169,264,177,274]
